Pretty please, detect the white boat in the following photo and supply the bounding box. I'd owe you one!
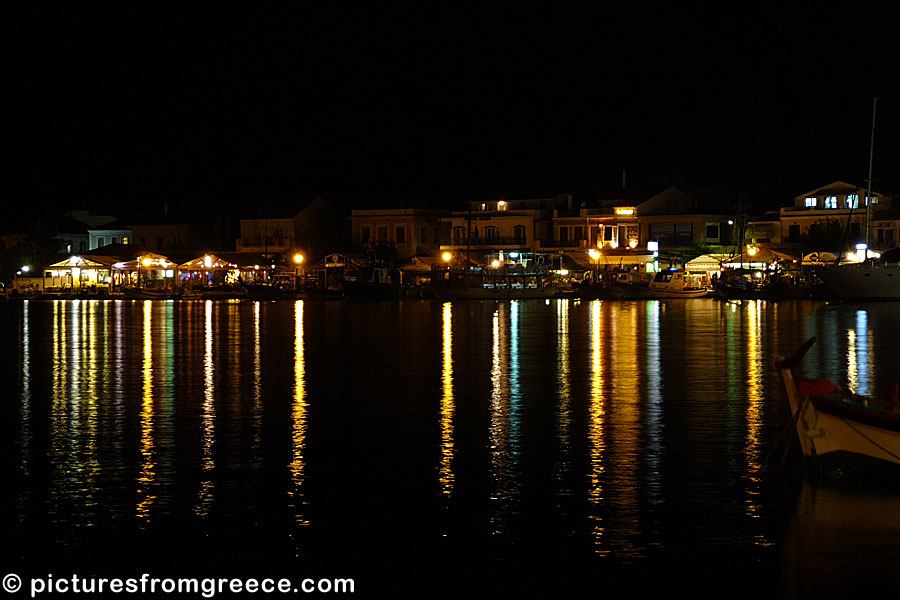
[613,269,708,299]
[816,255,900,300]
[777,337,900,470]
[815,99,900,300]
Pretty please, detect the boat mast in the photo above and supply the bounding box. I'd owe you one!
[864,97,877,258]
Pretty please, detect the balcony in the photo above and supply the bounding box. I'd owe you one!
[237,237,292,253]
[447,236,528,247]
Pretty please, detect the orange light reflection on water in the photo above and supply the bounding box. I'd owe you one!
[290,300,309,526]
[439,302,454,497]
[587,300,606,552]
[137,300,156,522]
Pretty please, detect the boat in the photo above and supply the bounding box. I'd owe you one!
[122,283,181,300]
[815,250,900,300]
[813,98,900,300]
[776,337,900,471]
[182,285,249,300]
[428,255,574,300]
[341,266,401,300]
[612,268,708,299]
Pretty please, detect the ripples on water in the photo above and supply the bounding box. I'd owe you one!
[2,298,900,595]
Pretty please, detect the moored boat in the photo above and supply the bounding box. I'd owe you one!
[613,268,708,299]
[182,285,249,300]
[122,285,181,300]
[776,337,900,471]
[815,252,900,300]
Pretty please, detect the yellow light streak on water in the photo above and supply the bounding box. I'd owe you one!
[49,301,69,521]
[588,300,607,553]
[744,301,764,523]
[137,300,156,522]
[290,300,309,526]
[439,302,455,497]
[555,299,571,491]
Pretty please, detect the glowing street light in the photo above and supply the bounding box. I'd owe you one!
[441,252,452,262]
[293,253,304,264]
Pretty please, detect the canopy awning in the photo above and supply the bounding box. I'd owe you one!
[596,253,654,266]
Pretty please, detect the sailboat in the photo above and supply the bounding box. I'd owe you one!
[816,98,900,300]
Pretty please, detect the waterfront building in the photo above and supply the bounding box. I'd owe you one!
[236,196,343,265]
[350,208,449,262]
[550,185,739,271]
[42,254,119,292]
[179,252,273,288]
[129,215,216,256]
[87,220,132,250]
[439,194,569,262]
[774,181,898,251]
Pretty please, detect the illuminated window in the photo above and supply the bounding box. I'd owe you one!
[867,196,878,205]
[824,196,837,209]
[845,194,859,208]
[805,197,817,207]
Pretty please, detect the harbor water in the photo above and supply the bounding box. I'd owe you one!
[2,298,900,597]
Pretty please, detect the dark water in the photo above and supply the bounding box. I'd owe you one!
[2,298,900,598]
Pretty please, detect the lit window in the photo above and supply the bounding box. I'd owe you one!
[824,196,837,209]
[804,197,817,207]
[867,196,878,205]
[845,195,859,209]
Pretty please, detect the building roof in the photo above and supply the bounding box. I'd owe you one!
[240,196,324,220]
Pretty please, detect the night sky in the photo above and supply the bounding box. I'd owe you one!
[5,4,898,216]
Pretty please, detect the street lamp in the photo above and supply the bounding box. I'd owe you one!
[588,248,600,279]
[293,253,304,289]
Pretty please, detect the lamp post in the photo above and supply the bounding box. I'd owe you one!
[588,248,600,280]
[293,253,304,290]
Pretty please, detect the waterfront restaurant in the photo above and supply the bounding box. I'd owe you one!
[179,253,272,288]
[43,255,119,292]
[111,253,178,290]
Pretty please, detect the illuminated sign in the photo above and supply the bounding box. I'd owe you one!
[615,207,635,215]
